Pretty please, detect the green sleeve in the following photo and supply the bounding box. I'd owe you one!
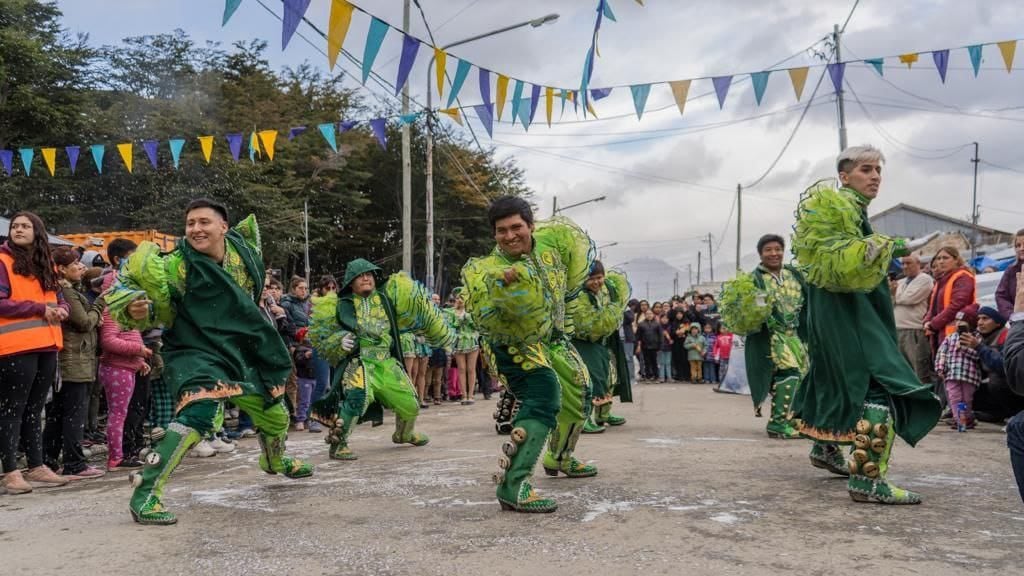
[104,241,176,330]
[233,214,262,256]
[792,182,899,292]
[718,271,773,336]
[570,271,631,342]
[384,272,455,349]
[533,217,596,297]
[307,292,353,365]
[461,254,552,346]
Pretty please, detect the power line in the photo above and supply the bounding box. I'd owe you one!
[979,160,1024,176]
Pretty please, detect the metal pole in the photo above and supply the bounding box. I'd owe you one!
[303,199,310,285]
[971,141,980,261]
[707,232,714,282]
[697,251,702,285]
[552,196,558,216]
[735,183,742,272]
[401,0,413,274]
[834,24,848,152]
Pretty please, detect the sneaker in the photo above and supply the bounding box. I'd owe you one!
[189,440,217,458]
[1,470,33,494]
[108,458,143,472]
[209,437,236,453]
[307,421,322,433]
[25,465,70,486]
[62,465,106,480]
[293,421,306,432]
[238,428,258,439]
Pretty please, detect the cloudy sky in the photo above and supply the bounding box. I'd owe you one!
[57,0,1024,295]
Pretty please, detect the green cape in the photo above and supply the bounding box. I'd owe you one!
[744,264,808,408]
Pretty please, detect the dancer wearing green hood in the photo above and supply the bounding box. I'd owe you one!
[792,145,941,504]
[106,199,313,526]
[307,258,454,461]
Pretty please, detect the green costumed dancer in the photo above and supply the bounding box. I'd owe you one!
[444,289,482,404]
[570,261,632,433]
[461,196,597,513]
[791,145,941,504]
[307,258,454,461]
[107,199,313,526]
[719,235,847,475]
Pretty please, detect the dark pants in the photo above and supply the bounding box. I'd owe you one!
[672,345,688,381]
[43,380,91,474]
[0,351,58,472]
[1008,411,1024,504]
[123,372,151,459]
[642,348,658,379]
[703,360,718,383]
[86,379,104,437]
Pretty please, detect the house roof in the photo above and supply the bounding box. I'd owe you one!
[869,203,1012,236]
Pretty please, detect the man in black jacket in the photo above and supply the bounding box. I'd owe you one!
[1005,272,1024,502]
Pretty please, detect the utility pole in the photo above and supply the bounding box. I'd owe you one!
[971,141,980,261]
[645,281,650,300]
[703,232,714,282]
[834,23,848,152]
[303,199,310,285]
[552,196,558,217]
[673,272,679,297]
[697,251,702,285]
[735,183,742,272]
[401,0,413,274]
[688,264,693,287]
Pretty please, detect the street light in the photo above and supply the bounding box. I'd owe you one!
[424,14,560,292]
[553,195,606,215]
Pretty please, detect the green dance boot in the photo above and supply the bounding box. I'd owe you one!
[495,419,557,513]
[766,379,800,439]
[847,403,922,505]
[542,422,597,478]
[258,433,314,478]
[594,402,626,426]
[327,415,358,461]
[128,422,201,526]
[392,416,430,446]
[581,416,606,434]
[809,442,849,477]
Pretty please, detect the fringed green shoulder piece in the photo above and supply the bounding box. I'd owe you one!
[232,214,262,256]
[719,271,773,336]
[569,270,631,342]
[384,271,455,349]
[461,254,552,346]
[534,216,595,297]
[791,181,897,292]
[308,292,351,366]
[104,241,174,331]
[605,270,631,307]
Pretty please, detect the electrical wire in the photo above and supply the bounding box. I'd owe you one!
[979,160,1024,176]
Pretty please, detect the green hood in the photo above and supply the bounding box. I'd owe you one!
[341,258,383,294]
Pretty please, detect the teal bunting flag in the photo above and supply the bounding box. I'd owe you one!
[318,122,338,152]
[517,98,532,131]
[750,71,770,105]
[18,148,33,176]
[362,17,389,84]
[223,0,243,26]
[967,45,982,77]
[630,83,651,119]
[90,144,104,174]
[168,138,185,169]
[865,58,884,76]
[602,0,617,22]
[398,113,419,125]
[446,59,472,108]
[510,80,525,122]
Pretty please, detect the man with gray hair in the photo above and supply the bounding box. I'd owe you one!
[892,254,935,386]
[792,145,941,505]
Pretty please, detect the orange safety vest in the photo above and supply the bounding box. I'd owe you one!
[929,268,977,337]
[0,252,63,356]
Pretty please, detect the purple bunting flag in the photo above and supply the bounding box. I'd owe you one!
[288,126,307,140]
[590,87,612,101]
[529,84,541,123]
[395,33,421,96]
[66,146,80,174]
[479,69,491,111]
[339,120,359,133]
[712,76,732,109]
[226,133,244,161]
[143,140,159,169]
[282,0,312,50]
[932,49,950,83]
[827,62,846,94]
[369,118,388,150]
[0,150,12,176]
[473,104,494,138]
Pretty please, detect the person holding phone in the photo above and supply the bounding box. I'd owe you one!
[934,304,982,429]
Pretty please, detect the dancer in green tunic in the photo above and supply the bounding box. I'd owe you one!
[307,258,454,461]
[462,196,596,513]
[792,145,941,504]
[571,261,632,433]
[107,199,313,526]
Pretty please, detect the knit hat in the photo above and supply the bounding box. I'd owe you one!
[977,305,1007,326]
[954,303,979,330]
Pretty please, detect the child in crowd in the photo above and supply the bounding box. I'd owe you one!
[702,323,718,383]
[292,328,316,431]
[934,306,982,430]
[683,324,705,383]
[658,314,673,383]
[712,324,733,382]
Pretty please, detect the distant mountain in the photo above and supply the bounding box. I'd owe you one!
[613,257,685,302]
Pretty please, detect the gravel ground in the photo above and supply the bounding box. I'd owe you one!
[1,382,1020,576]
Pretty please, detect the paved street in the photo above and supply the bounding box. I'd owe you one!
[1,382,1020,576]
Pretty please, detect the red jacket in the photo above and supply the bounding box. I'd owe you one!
[712,332,734,361]
[925,266,976,351]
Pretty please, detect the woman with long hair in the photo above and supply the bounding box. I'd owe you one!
[924,246,977,354]
[447,289,480,405]
[0,212,71,493]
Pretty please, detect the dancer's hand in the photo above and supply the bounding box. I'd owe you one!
[502,267,519,285]
[341,333,356,352]
[128,298,151,320]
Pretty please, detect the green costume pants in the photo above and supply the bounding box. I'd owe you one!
[545,341,592,469]
[491,345,561,430]
[338,357,420,425]
[176,395,288,437]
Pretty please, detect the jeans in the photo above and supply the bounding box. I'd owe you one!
[703,360,718,383]
[623,340,636,384]
[1008,411,1024,503]
[718,360,730,381]
[311,350,331,403]
[294,377,315,423]
[657,351,672,381]
[43,380,91,474]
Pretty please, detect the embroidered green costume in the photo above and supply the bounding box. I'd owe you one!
[791,181,941,504]
[307,259,454,461]
[106,215,313,526]
[462,217,596,513]
[444,306,481,354]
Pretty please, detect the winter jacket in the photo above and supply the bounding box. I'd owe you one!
[280,293,310,328]
[703,333,717,360]
[99,272,146,372]
[58,280,106,382]
[712,333,734,361]
[622,309,637,343]
[683,333,705,361]
[996,260,1021,321]
[925,266,976,351]
[659,326,673,352]
[636,319,662,350]
[293,342,315,379]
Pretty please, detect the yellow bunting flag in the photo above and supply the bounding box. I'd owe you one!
[434,48,446,98]
[495,74,509,120]
[668,79,691,115]
[327,0,355,71]
[545,87,554,127]
[117,142,133,173]
[998,40,1016,72]
[440,108,463,126]
[898,53,918,68]
[250,132,261,158]
[788,67,809,101]
[41,148,57,176]
[258,130,278,161]
[198,136,214,163]
[586,101,599,118]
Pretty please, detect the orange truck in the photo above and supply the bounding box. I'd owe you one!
[60,230,180,259]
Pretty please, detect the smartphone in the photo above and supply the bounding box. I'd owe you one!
[956,324,969,334]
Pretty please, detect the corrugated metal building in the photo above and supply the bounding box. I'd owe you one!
[869,203,1013,245]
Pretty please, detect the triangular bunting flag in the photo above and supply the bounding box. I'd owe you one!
[395,33,420,95]
[169,139,185,169]
[602,0,617,22]
[479,69,491,112]
[750,71,770,105]
[998,40,1016,72]
[827,62,845,93]
[711,76,732,109]
[65,146,80,174]
[223,0,243,26]
[545,87,554,127]
[473,104,494,138]
[117,142,133,173]
[288,126,307,140]
[282,0,312,50]
[143,140,159,169]
[630,83,651,119]
[398,113,418,125]
[362,17,389,84]
[434,48,446,98]
[898,53,918,68]
[198,136,215,163]
[517,98,532,131]
[339,120,359,132]
[19,148,33,176]
[248,132,260,163]
[41,148,56,176]
[327,0,354,70]
[0,150,12,176]
[788,67,809,101]
[317,123,337,153]
[446,59,472,108]
[90,144,104,174]
[667,80,691,116]
[440,108,462,126]
[258,130,278,161]
[590,88,613,101]
[560,88,569,116]
[496,74,510,120]
[369,118,387,150]
[932,50,949,83]
[967,45,983,77]
[226,133,244,161]
[865,58,884,76]
[510,80,525,123]
[529,84,541,124]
